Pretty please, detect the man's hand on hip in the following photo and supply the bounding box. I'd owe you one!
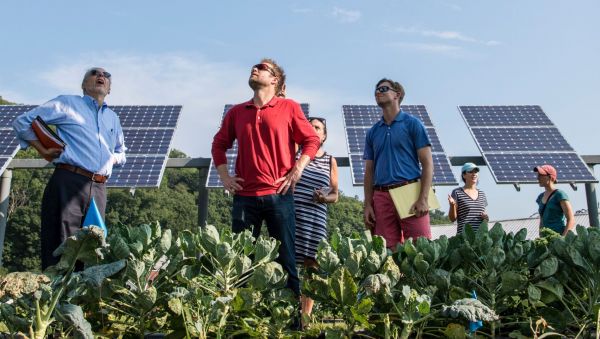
[274,166,303,195]
[221,175,244,194]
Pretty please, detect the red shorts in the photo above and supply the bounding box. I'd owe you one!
[372,190,431,249]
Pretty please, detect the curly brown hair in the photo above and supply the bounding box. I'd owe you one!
[261,58,286,96]
[376,78,405,104]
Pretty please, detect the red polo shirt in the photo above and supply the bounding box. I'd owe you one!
[211,96,320,196]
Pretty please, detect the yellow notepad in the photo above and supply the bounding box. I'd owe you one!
[389,182,440,219]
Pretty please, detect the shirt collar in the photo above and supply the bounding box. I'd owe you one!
[244,95,281,109]
[377,110,406,126]
[83,95,108,110]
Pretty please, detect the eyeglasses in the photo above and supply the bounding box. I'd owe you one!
[375,85,396,94]
[252,63,275,76]
[89,69,111,78]
[309,117,326,125]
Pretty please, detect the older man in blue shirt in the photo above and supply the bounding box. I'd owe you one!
[13,67,126,269]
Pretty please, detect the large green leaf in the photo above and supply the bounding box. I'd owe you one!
[253,236,279,264]
[489,223,505,243]
[500,271,528,294]
[159,229,172,253]
[55,303,93,339]
[80,260,127,288]
[199,224,221,254]
[331,267,358,307]
[317,246,341,274]
[381,256,401,286]
[51,227,106,271]
[109,234,130,260]
[534,256,558,278]
[248,262,287,290]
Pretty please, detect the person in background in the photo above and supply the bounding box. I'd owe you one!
[12,67,126,269]
[448,162,488,234]
[534,164,575,236]
[293,116,339,323]
[363,78,433,249]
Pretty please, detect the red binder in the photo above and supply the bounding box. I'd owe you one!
[31,116,66,161]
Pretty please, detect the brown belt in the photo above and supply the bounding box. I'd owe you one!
[56,164,108,183]
[373,179,419,192]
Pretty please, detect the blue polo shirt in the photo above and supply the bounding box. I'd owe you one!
[363,111,431,186]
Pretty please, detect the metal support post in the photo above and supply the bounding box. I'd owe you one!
[0,170,13,267]
[585,166,599,228]
[198,167,208,228]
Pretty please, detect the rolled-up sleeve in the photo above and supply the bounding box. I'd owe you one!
[291,105,319,160]
[112,117,127,167]
[211,111,235,167]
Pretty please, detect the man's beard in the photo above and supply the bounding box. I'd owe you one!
[248,78,261,90]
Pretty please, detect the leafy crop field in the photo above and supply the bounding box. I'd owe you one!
[1,222,599,338]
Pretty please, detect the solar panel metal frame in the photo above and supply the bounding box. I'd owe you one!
[458,105,597,184]
[342,104,457,186]
[0,105,181,188]
[206,103,310,189]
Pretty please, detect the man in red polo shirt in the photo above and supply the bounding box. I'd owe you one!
[211,58,320,297]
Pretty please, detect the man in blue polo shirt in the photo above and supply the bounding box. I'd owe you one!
[363,78,433,248]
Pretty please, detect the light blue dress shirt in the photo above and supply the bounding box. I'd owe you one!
[12,95,126,177]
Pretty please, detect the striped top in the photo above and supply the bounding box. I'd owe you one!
[451,187,488,233]
[294,152,332,261]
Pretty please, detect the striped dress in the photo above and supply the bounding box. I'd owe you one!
[294,153,332,262]
[451,187,488,234]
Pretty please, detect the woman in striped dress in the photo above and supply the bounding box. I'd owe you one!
[448,162,489,234]
[294,117,339,320]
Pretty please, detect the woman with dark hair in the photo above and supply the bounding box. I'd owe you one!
[293,116,339,321]
[448,162,489,234]
[534,164,575,236]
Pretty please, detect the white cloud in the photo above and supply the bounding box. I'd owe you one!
[390,26,501,46]
[332,6,361,23]
[32,53,342,159]
[291,6,312,14]
[386,42,464,57]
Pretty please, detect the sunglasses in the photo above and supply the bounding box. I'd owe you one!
[309,117,326,125]
[375,85,396,93]
[465,169,479,174]
[89,69,111,78]
[252,63,275,76]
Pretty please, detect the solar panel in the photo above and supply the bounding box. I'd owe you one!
[123,129,174,155]
[0,106,35,128]
[114,106,180,128]
[342,105,457,186]
[206,103,310,188]
[0,105,181,188]
[458,105,596,184]
[111,105,182,187]
[0,106,28,174]
[109,155,165,187]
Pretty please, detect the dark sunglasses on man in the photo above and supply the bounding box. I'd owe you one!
[375,85,397,94]
[252,63,275,76]
[89,69,111,79]
[309,117,326,125]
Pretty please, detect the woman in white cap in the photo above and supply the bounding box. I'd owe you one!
[448,162,489,234]
[534,164,574,236]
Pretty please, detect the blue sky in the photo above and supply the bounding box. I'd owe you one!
[1,0,599,221]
